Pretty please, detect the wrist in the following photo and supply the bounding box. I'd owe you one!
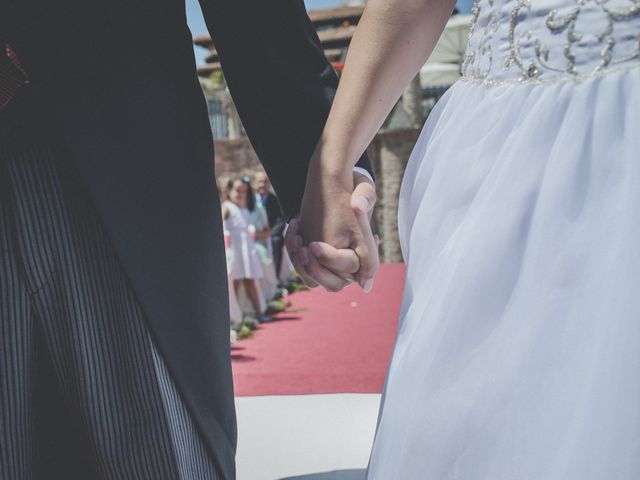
[309,148,354,187]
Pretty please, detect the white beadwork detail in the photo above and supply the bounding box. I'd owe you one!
[461,0,640,85]
[460,59,640,85]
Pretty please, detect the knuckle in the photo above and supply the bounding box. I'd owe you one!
[356,246,370,260]
[307,262,321,279]
[285,237,295,251]
[298,273,313,286]
[300,269,314,281]
[306,260,317,273]
[360,262,379,278]
[359,269,374,280]
[315,250,328,262]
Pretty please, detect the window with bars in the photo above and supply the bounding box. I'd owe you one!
[207,99,229,139]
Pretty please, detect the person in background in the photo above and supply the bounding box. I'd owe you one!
[247,179,280,301]
[222,176,271,323]
[254,171,286,278]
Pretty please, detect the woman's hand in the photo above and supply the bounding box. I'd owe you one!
[284,0,453,293]
[286,169,379,293]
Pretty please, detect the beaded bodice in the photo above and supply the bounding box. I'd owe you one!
[461,0,640,85]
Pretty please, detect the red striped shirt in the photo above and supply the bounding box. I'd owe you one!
[0,44,29,110]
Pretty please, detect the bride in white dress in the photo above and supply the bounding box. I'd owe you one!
[294,0,640,477]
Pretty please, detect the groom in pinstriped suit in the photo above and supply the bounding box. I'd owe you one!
[0,0,374,478]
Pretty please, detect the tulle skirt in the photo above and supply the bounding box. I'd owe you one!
[368,66,640,479]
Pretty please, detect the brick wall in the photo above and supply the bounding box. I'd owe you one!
[214,138,262,177]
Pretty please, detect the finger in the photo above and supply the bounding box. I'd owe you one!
[352,172,377,221]
[351,173,379,290]
[292,242,320,288]
[309,241,360,276]
[305,253,352,292]
[351,198,380,293]
[284,218,300,258]
[284,219,305,271]
[293,248,320,288]
[285,219,318,288]
[288,226,352,288]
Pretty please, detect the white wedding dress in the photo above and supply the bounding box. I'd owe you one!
[368,0,640,478]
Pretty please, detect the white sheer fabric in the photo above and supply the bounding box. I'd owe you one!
[368,0,640,477]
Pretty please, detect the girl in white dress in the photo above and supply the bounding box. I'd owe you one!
[250,199,280,301]
[222,176,269,322]
[297,0,640,477]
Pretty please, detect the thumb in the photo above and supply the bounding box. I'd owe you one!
[351,177,377,220]
[350,178,379,293]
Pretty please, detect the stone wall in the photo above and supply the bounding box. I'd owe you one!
[367,129,420,263]
[214,138,261,177]
[214,128,420,263]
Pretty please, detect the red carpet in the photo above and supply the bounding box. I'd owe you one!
[232,263,405,396]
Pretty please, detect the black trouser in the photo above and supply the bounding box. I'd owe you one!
[0,88,219,479]
[271,233,285,279]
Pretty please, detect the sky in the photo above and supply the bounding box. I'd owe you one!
[187,0,474,66]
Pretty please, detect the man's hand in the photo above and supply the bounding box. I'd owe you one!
[285,170,379,293]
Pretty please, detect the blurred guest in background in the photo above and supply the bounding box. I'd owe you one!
[248,184,280,302]
[254,171,286,278]
[222,176,270,323]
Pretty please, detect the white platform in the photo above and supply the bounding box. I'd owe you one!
[235,394,381,480]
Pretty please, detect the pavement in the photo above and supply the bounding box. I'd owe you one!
[235,394,381,480]
[232,265,406,479]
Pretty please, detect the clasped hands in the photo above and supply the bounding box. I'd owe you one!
[285,167,380,293]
